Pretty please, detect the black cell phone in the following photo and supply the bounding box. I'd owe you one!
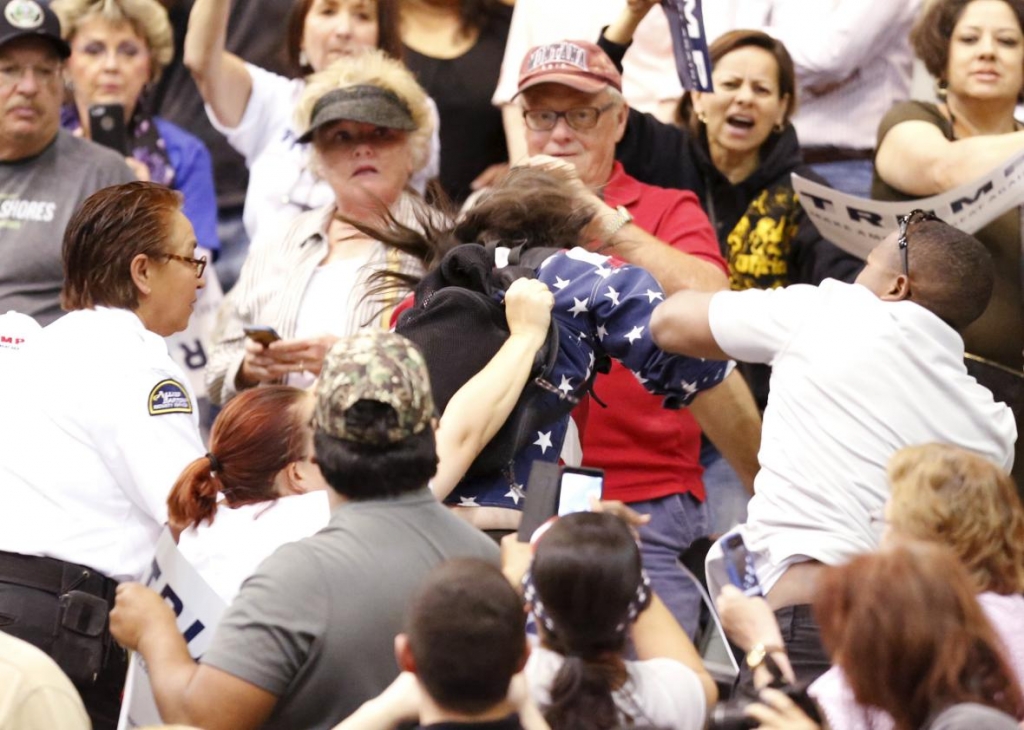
[243,325,282,346]
[88,104,128,155]
[517,462,605,542]
[722,532,763,597]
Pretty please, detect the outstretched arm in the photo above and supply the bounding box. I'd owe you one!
[432,278,555,499]
[650,290,729,361]
[184,0,253,127]
[110,583,278,729]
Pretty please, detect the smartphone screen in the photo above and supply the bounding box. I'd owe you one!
[557,467,604,516]
[722,532,763,597]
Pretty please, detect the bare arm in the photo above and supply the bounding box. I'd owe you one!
[631,593,719,706]
[110,584,278,729]
[603,0,659,46]
[875,120,1024,197]
[183,0,253,128]
[432,279,554,499]
[687,369,760,494]
[716,586,796,689]
[521,155,728,294]
[650,290,729,360]
[591,210,728,294]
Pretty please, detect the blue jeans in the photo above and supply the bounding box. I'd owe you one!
[701,446,750,537]
[735,604,831,696]
[630,492,708,639]
[808,160,874,199]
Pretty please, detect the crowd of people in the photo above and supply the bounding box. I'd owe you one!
[0,0,1022,729]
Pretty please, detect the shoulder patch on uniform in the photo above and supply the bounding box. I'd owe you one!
[148,379,193,416]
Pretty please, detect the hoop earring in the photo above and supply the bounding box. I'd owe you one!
[774,121,785,133]
[697,110,708,124]
[934,79,948,101]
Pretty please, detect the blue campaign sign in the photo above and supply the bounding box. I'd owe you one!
[661,0,713,92]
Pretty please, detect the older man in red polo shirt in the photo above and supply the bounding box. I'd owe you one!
[511,40,760,636]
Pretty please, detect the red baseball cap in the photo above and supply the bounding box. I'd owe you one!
[516,40,623,97]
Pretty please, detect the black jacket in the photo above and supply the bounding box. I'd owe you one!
[600,34,862,291]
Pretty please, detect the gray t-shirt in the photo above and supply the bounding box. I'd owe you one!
[201,488,500,730]
[927,704,1020,730]
[0,131,135,325]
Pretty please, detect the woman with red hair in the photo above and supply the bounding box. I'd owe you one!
[169,385,330,603]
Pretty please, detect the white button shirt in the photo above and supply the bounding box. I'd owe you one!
[0,307,204,581]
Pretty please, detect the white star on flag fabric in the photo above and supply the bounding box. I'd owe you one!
[681,380,698,397]
[604,287,621,306]
[645,289,663,303]
[553,276,570,290]
[569,297,589,317]
[596,324,608,341]
[625,325,644,344]
[594,267,612,279]
[631,369,649,385]
[505,483,526,505]
[557,374,573,395]
[534,431,553,453]
[458,496,480,507]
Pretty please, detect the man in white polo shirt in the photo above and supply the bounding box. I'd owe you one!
[649,210,1016,687]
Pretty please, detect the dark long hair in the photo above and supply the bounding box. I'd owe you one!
[814,540,1024,730]
[530,513,648,730]
[167,386,311,529]
[346,165,597,306]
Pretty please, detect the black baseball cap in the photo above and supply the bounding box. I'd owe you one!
[297,85,416,144]
[0,0,71,58]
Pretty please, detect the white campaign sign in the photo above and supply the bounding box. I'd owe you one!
[164,248,223,400]
[117,528,227,729]
[793,149,1024,259]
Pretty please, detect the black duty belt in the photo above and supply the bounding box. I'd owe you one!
[0,550,118,602]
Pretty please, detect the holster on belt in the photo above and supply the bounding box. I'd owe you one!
[0,551,120,686]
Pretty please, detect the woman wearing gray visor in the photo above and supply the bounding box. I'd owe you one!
[206,51,437,405]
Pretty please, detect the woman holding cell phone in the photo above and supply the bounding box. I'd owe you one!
[205,51,437,406]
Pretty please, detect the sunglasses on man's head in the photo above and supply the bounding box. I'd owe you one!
[896,209,941,278]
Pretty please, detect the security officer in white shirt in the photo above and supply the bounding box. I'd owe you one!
[0,182,206,730]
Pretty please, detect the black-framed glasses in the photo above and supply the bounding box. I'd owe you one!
[522,102,616,131]
[896,209,940,278]
[157,252,207,278]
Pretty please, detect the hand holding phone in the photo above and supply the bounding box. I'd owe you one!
[722,532,763,597]
[243,325,282,347]
[88,104,128,155]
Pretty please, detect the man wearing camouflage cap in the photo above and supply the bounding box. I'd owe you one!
[109,331,499,730]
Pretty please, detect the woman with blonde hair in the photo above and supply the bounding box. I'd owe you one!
[808,443,1024,730]
[184,0,439,246]
[52,0,219,253]
[205,51,438,406]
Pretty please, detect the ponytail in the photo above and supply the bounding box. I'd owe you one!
[544,654,623,730]
[165,386,311,531]
[167,455,223,529]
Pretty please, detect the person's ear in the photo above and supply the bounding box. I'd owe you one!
[879,273,911,302]
[613,101,628,143]
[690,91,705,120]
[395,633,416,673]
[130,253,154,298]
[777,94,791,128]
[280,461,312,496]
